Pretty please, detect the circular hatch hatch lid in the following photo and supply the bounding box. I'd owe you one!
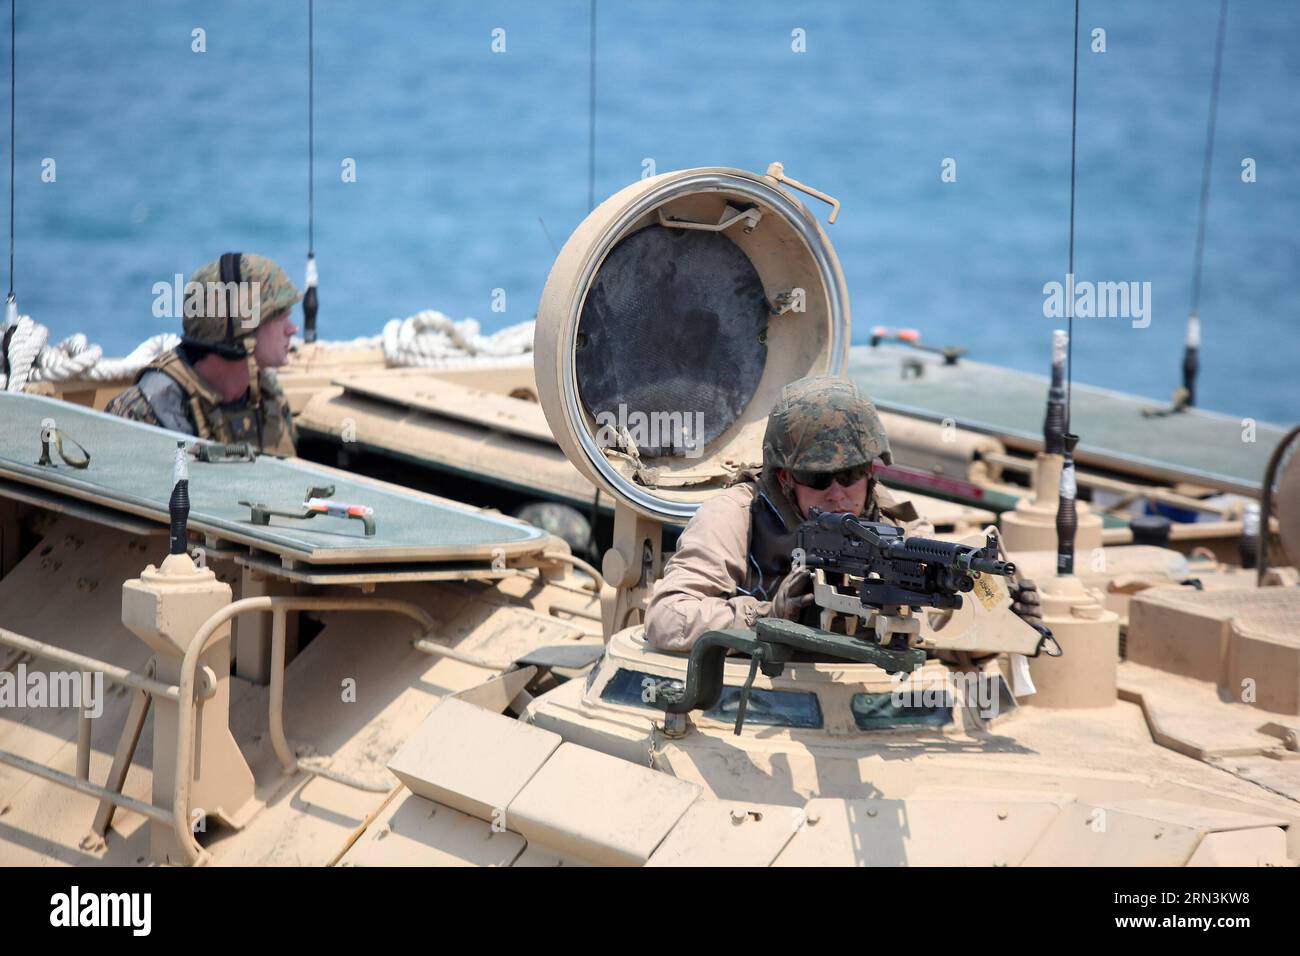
[536,165,851,522]
[575,223,769,457]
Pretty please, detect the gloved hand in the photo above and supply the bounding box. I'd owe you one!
[1010,578,1043,627]
[772,567,814,620]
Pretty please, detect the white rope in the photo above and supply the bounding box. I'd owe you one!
[78,332,180,381]
[379,311,534,367]
[306,311,534,367]
[1,314,43,391]
[0,309,529,391]
[1,311,180,388]
[34,331,100,379]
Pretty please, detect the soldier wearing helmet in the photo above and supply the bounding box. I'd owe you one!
[105,253,301,456]
[644,376,1041,652]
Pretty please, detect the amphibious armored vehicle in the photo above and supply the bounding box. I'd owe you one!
[4,163,1297,867]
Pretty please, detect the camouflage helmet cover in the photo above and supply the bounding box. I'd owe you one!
[513,502,594,561]
[754,376,896,535]
[753,376,893,533]
[761,375,892,475]
[182,253,301,349]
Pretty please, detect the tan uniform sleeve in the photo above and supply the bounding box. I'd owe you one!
[644,487,769,653]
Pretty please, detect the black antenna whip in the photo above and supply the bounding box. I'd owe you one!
[1183,0,1229,408]
[302,0,319,343]
[1056,0,1082,577]
[1065,0,1079,430]
[5,0,14,326]
[587,0,597,211]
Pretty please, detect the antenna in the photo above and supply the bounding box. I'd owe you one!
[587,0,597,212]
[5,0,14,328]
[537,216,558,256]
[169,442,190,556]
[302,0,319,343]
[1184,0,1229,408]
[1045,329,1068,455]
[1057,0,1082,577]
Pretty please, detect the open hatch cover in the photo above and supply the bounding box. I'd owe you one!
[0,391,545,565]
[535,164,851,522]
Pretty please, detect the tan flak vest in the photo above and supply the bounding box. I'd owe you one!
[139,349,296,457]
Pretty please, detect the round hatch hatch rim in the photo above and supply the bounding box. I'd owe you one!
[555,170,849,522]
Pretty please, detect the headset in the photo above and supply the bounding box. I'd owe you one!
[180,251,250,360]
[215,250,249,358]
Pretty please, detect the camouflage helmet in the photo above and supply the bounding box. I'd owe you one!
[761,376,892,474]
[513,502,594,561]
[182,253,301,353]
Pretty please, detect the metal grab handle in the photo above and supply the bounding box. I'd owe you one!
[240,488,377,536]
[765,162,841,224]
[37,426,91,469]
[176,595,437,864]
[657,206,762,234]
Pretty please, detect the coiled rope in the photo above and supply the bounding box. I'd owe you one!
[313,310,535,368]
[0,310,533,389]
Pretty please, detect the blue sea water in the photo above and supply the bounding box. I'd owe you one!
[12,0,1299,423]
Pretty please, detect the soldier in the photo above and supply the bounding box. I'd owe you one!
[105,253,300,456]
[513,501,595,563]
[644,376,1042,652]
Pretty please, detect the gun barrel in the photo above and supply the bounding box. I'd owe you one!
[889,535,1017,578]
[969,555,1016,577]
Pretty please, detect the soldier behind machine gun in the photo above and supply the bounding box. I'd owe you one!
[644,376,1043,653]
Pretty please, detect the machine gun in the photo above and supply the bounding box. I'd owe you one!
[796,508,1019,645]
[649,513,1041,737]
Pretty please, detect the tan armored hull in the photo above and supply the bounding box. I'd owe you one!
[4,164,1298,869]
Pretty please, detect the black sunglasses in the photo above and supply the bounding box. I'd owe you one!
[790,464,871,491]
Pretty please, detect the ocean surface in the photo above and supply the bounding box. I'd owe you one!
[13,0,1299,423]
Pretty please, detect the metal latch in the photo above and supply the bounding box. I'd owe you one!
[657,204,763,234]
[192,441,257,463]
